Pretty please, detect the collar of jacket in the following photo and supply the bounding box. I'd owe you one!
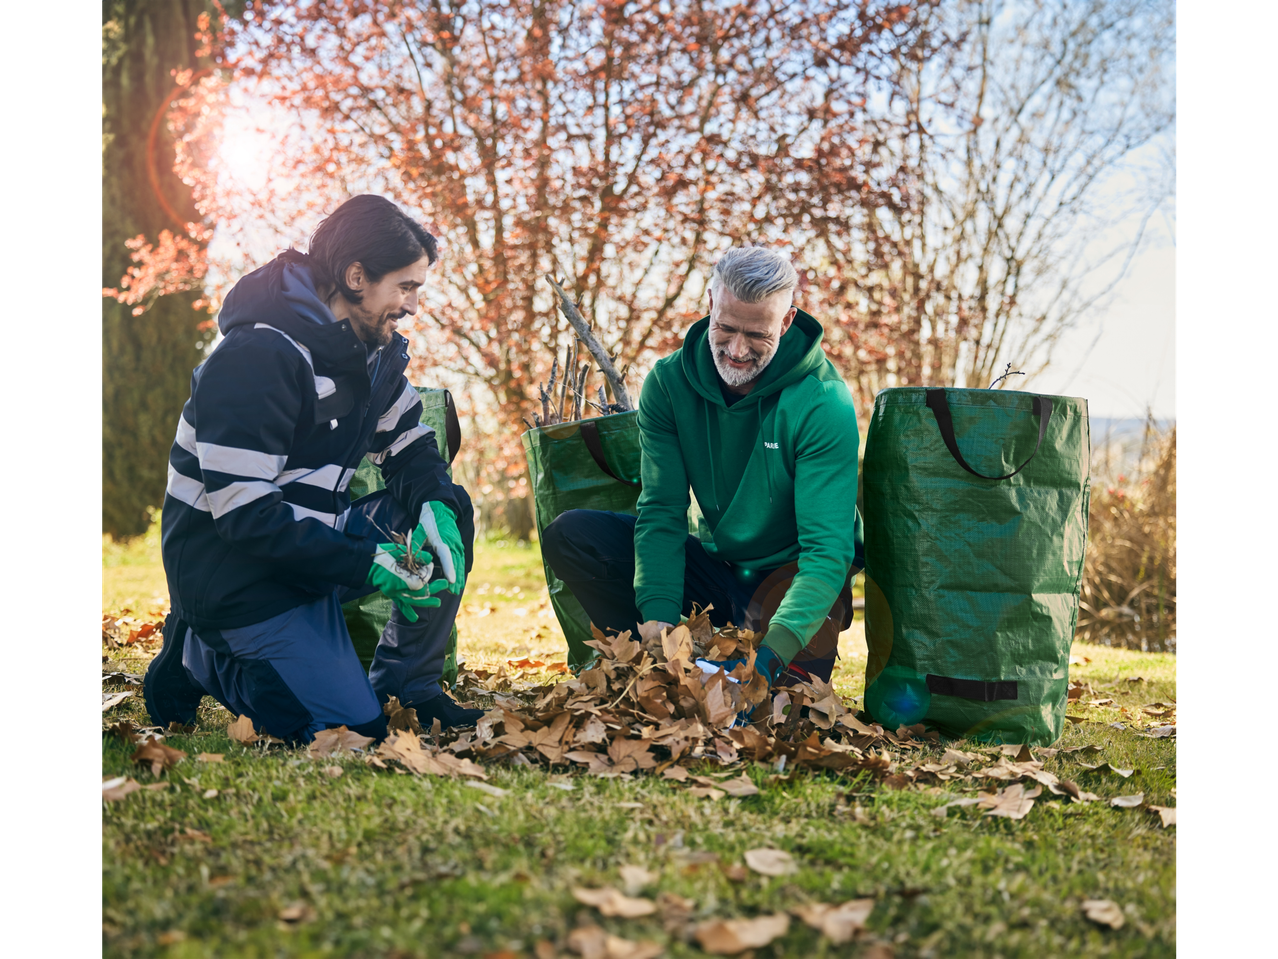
[679,307,827,408]
[218,255,406,380]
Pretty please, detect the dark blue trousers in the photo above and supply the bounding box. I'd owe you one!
[540,510,850,682]
[181,486,473,743]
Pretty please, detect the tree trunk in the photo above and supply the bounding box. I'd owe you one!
[101,0,238,536]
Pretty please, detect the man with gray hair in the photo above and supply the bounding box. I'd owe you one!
[541,246,864,693]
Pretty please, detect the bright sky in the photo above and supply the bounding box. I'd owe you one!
[208,74,1178,423]
[1037,237,1176,420]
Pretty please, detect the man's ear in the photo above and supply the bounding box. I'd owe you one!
[707,288,715,314]
[343,262,365,292]
[779,305,797,336]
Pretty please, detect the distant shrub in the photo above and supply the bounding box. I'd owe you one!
[1078,420,1176,652]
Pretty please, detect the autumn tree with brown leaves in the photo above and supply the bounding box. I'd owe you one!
[114,0,1171,533]
[158,0,940,528]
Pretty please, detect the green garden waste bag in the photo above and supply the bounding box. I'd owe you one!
[341,387,463,687]
[522,412,643,668]
[861,387,1090,746]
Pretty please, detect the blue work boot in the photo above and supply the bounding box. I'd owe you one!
[408,690,485,730]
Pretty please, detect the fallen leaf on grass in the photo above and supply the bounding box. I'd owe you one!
[132,740,186,776]
[1136,725,1175,739]
[619,864,658,896]
[278,902,316,924]
[1058,780,1101,803]
[1077,762,1135,778]
[656,892,696,932]
[999,744,1035,762]
[744,848,797,877]
[383,696,422,734]
[860,942,896,959]
[1081,899,1125,929]
[978,783,1041,820]
[195,753,223,763]
[567,925,607,959]
[694,914,790,954]
[1110,793,1145,808]
[572,886,657,918]
[466,780,510,799]
[601,937,663,959]
[566,925,663,959]
[717,774,760,798]
[320,766,342,778]
[102,777,141,802]
[1069,653,1092,665]
[102,691,132,712]
[931,797,983,818]
[1060,744,1104,756]
[546,662,570,674]
[793,898,875,944]
[309,726,375,757]
[226,714,259,745]
[662,765,689,782]
[688,786,725,800]
[1148,805,1176,827]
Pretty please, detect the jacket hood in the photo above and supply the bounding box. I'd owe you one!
[679,308,827,408]
[216,254,402,384]
[218,254,333,338]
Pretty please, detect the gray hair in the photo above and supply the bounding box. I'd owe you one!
[708,247,799,304]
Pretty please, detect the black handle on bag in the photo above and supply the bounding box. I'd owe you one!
[443,390,462,466]
[579,420,641,489]
[926,674,1019,702]
[925,388,1052,481]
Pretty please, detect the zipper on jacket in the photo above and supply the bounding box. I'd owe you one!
[328,340,398,526]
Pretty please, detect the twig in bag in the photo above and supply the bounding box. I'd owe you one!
[988,362,1026,390]
[544,274,634,411]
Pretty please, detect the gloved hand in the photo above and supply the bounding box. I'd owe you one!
[694,645,785,726]
[414,500,466,596]
[366,546,440,623]
[695,644,784,685]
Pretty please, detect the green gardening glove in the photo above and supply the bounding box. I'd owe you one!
[415,500,466,596]
[366,545,440,623]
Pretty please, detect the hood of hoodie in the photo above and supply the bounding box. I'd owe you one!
[217,254,404,420]
[680,308,828,408]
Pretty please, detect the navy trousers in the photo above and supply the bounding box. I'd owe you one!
[540,510,853,682]
[181,486,473,743]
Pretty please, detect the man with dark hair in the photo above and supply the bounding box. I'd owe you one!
[541,246,864,699]
[144,194,481,743]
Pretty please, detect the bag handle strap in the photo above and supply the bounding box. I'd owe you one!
[925,388,1053,481]
[579,419,641,489]
[926,674,1019,702]
[443,390,462,466]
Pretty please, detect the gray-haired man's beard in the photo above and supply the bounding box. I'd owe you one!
[712,343,777,387]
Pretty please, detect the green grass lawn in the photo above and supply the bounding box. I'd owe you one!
[103,534,1175,958]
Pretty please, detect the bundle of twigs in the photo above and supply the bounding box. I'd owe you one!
[523,276,634,429]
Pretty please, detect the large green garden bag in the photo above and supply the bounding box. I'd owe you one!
[522,412,644,668]
[341,388,463,687]
[861,387,1090,746]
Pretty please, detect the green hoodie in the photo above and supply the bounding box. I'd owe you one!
[633,309,864,664]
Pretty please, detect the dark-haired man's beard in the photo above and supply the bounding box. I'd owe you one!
[349,303,405,348]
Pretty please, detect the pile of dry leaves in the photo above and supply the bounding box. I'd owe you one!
[367,613,935,790]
